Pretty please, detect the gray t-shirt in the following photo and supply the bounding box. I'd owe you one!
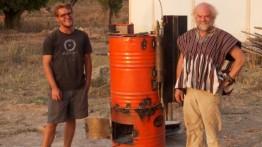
[43,29,92,91]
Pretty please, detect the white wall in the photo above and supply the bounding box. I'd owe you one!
[251,0,262,36]
[129,0,154,33]
[197,0,246,41]
[129,0,262,41]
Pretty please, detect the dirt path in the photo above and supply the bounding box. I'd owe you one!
[0,81,261,147]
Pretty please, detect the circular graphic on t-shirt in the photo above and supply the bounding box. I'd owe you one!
[64,39,76,52]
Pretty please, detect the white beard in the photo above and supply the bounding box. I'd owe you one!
[197,21,214,31]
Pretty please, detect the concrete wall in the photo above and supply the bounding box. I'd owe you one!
[129,0,262,41]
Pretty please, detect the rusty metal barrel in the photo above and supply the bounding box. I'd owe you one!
[111,104,165,147]
[109,35,165,147]
[109,35,160,109]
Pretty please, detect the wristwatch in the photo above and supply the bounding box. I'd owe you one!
[224,73,235,85]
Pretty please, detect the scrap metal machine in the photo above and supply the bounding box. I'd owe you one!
[85,16,187,146]
[107,16,187,146]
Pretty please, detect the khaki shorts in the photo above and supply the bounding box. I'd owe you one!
[47,85,88,124]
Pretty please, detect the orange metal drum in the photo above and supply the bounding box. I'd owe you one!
[111,104,165,147]
[109,35,160,109]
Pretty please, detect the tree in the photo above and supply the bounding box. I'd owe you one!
[0,0,49,29]
[97,0,123,25]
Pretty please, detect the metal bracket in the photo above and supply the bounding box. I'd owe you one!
[151,80,157,90]
[152,39,156,49]
[151,68,157,77]
[141,38,147,50]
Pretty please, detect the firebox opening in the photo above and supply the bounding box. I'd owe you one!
[112,121,134,145]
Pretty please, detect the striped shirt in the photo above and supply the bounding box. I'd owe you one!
[175,27,240,94]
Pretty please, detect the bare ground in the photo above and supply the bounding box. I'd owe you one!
[0,31,261,146]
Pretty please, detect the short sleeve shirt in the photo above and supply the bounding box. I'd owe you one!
[42,29,92,90]
[175,27,240,94]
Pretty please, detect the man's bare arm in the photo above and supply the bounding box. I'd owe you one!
[43,55,62,101]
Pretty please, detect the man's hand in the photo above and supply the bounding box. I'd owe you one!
[222,81,230,88]
[174,89,184,104]
[51,88,62,101]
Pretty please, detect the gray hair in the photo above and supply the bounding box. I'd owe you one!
[192,2,218,19]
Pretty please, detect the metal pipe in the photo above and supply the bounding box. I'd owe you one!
[155,36,164,83]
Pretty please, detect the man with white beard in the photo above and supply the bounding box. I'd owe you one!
[174,2,246,147]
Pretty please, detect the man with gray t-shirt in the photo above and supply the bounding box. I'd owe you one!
[42,3,92,147]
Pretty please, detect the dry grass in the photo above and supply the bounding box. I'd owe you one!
[0,0,128,106]
[0,37,111,105]
[0,35,48,103]
[17,0,128,32]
